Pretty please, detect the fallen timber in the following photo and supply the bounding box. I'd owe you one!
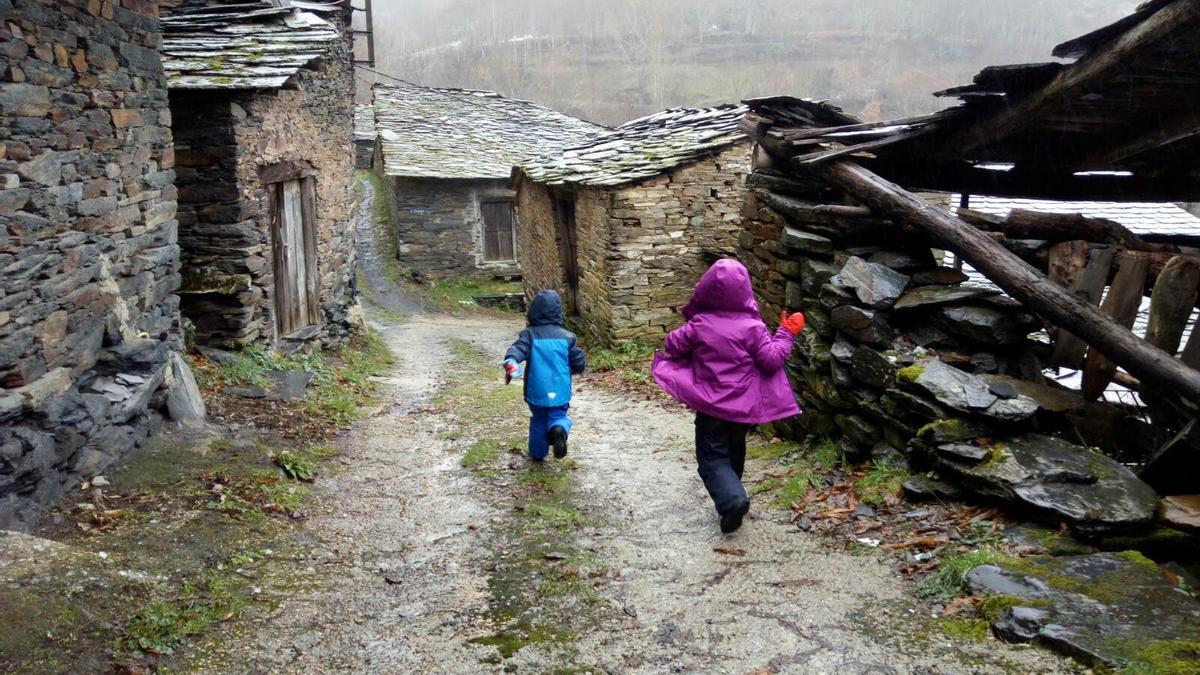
[815,160,1200,407]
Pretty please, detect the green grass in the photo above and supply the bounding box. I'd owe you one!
[427,277,523,311]
[917,548,1006,601]
[462,438,507,469]
[855,460,909,507]
[122,572,249,657]
[590,340,655,372]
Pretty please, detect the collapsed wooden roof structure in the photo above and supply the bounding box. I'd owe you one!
[519,104,752,188]
[371,82,606,180]
[161,0,347,90]
[744,0,1200,476]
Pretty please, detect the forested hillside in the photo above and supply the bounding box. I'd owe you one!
[362,0,1139,125]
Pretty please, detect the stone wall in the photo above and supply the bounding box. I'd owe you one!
[738,171,1160,532]
[171,14,356,347]
[389,176,520,279]
[516,142,751,345]
[0,0,184,528]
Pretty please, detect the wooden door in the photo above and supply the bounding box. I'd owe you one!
[481,200,515,261]
[270,178,320,337]
[554,195,579,315]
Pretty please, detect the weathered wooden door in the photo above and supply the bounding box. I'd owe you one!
[481,200,516,261]
[270,177,320,337]
[554,195,579,315]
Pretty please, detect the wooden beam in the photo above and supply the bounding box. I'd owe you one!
[1072,107,1200,171]
[1050,247,1115,368]
[819,160,1200,405]
[947,0,1200,157]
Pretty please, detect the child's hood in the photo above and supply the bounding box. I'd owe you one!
[680,259,760,320]
[527,289,565,326]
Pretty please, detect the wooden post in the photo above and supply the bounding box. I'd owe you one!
[1050,247,1115,368]
[818,160,1200,405]
[1081,252,1150,400]
[1146,256,1200,355]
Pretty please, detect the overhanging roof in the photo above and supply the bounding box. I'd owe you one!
[161,0,344,91]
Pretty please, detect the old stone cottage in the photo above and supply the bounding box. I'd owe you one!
[0,0,196,528]
[514,105,751,344]
[163,0,357,347]
[371,82,604,279]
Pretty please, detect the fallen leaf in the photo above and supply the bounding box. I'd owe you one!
[713,546,747,556]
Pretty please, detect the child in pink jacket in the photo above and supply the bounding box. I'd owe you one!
[652,259,804,533]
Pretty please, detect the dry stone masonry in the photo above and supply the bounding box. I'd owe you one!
[739,169,1162,533]
[165,1,357,346]
[0,0,187,528]
[371,82,604,279]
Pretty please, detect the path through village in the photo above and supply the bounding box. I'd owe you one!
[182,185,1074,674]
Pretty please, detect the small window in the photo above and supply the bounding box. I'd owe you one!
[481,199,516,262]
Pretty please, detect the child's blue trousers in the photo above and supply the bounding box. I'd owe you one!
[528,404,572,460]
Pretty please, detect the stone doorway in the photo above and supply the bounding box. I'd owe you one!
[553,194,579,315]
[269,176,321,338]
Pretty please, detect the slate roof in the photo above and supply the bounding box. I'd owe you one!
[353,103,375,141]
[161,1,344,90]
[372,82,606,180]
[959,196,1200,238]
[520,105,750,188]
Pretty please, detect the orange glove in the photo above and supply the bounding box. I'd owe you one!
[780,310,806,335]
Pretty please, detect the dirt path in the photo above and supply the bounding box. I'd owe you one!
[180,300,1073,673]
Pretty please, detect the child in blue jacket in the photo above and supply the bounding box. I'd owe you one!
[503,290,586,461]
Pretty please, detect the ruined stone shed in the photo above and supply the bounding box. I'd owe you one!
[163,0,357,348]
[0,0,188,528]
[514,104,754,345]
[737,0,1200,537]
[370,81,605,280]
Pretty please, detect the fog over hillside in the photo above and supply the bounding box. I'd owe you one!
[358,0,1139,126]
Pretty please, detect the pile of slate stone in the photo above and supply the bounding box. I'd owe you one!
[737,175,1163,533]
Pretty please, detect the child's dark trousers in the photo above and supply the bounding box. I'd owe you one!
[695,412,750,515]
[528,404,571,461]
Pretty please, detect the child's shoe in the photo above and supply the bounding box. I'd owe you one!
[719,500,750,534]
[548,426,568,459]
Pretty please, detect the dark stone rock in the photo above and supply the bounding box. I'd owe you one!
[799,257,841,295]
[868,249,935,272]
[831,305,891,345]
[104,338,167,373]
[818,282,855,310]
[903,475,963,501]
[881,388,947,420]
[782,227,834,255]
[836,414,881,446]
[848,348,893,391]
[894,285,999,310]
[968,554,1200,670]
[196,346,240,366]
[904,358,995,410]
[225,385,267,399]
[907,323,954,348]
[911,267,970,286]
[829,339,855,364]
[931,305,1034,346]
[165,352,206,426]
[989,381,1019,399]
[937,443,991,463]
[0,393,21,423]
[267,370,315,401]
[937,434,1159,529]
[971,352,999,373]
[834,256,910,309]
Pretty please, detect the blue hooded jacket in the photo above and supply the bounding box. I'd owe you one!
[505,290,586,407]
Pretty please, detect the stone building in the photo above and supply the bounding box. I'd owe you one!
[0,0,196,528]
[514,105,751,345]
[371,82,604,280]
[353,103,374,169]
[163,0,357,347]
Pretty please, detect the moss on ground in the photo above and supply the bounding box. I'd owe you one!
[438,340,613,665]
[0,430,340,671]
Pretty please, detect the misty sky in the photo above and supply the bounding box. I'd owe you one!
[358,0,1141,124]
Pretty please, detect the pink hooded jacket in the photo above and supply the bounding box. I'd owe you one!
[652,259,802,424]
